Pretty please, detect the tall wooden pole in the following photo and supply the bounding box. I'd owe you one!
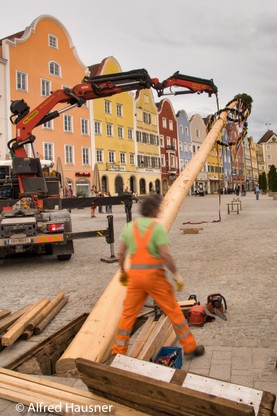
[56,99,239,376]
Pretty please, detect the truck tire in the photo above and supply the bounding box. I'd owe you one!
[57,254,72,261]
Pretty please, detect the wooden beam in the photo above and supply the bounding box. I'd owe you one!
[0,305,32,333]
[76,358,256,416]
[1,299,49,347]
[137,315,171,361]
[27,292,65,331]
[34,296,68,335]
[56,99,239,375]
[0,368,147,416]
[127,316,155,358]
[0,309,11,320]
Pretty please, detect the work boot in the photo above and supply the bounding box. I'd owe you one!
[184,345,205,358]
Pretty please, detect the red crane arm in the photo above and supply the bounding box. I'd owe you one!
[8,68,217,195]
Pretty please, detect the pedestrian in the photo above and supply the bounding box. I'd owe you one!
[255,183,260,200]
[105,191,112,213]
[111,193,205,358]
[98,191,104,213]
[90,186,97,218]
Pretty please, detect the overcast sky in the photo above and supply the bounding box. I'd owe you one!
[1,0,276,141]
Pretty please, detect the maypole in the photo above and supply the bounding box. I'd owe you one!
[56,94,252,376]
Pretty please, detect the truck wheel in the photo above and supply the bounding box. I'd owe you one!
[57,254,72,261]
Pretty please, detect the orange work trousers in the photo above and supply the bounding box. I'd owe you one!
[112,269,197,355]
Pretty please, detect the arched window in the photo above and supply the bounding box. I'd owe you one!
[49,61,61,77]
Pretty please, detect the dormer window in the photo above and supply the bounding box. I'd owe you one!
[48,34,58,49]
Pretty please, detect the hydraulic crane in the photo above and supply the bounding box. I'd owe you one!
[0,69,217,261]
[8,69,217,196]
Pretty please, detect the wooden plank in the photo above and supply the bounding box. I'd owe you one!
[128,316,155,358]
[0,305,32,333]
[34,296,68,335]
[137,315,171,361]
[0,368,149,416]
[257,391,276,416]
[151,324,176,360]
[1,299,49,346]
[0,309,11,320]
[76,358,255,416]
[27,292,65,331]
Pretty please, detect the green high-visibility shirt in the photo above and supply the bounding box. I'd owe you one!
[119,217,168,258]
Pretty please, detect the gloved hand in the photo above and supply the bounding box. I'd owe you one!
[173,272,184,292]
[119,272,129,286]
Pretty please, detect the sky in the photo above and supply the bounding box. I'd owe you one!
[1,0,277,141]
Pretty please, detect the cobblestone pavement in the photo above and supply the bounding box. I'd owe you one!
[0,193,276,414]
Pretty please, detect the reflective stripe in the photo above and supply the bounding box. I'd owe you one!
[115,338,129,346]
[176,328,192,339]
[130,264,164,270]
[117,328,132,336]
[173,320,188,331]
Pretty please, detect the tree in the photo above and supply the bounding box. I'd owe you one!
[259,172,267,193]
[267,165,277,192]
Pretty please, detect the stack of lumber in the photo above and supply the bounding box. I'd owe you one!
[0,292,68,349]
[128,315,176,361]
[0,368,148,416]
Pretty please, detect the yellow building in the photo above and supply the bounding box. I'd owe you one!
[135,89,161,194]
[91,57,136,195]
[207,142,223,193]
[0,15,92,196]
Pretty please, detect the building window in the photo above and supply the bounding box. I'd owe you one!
[169,120,173,131]
[180,125,184,134]
[106,123,113,137]
[42,120,53,130]
[162,117,167,128]
[16,71,27,91]
[64,115,73,132]
[49,61,61,77]
[65,145,74,164]
[105,100,112,114]
[161,154,165,167]
[43,142,54,161]
[185,127,189,135]
[41,79,51,96]
[160,135,164,147]
[108,151,115,163]
[82,147,90,165]
[81,118,89,135]
[130,153,135,165]
[136,131,142,142]
[120,152,126,164]
[118,126,124,139]
[143,112,151,124]
[95,121,101,135]
[128,128,133,140]
[196,128,200,138]
[173,138,177,150]
[48,34,58,49]
[96,149,104,163]
[116,104,123,117]
[166,137,171,147]
[170,155,175,168]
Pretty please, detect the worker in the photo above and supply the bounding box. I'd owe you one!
[111,193,205,358]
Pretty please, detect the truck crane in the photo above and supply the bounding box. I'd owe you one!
[0,69,217,261]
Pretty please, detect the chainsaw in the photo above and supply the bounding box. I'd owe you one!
[206,293,227,320]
